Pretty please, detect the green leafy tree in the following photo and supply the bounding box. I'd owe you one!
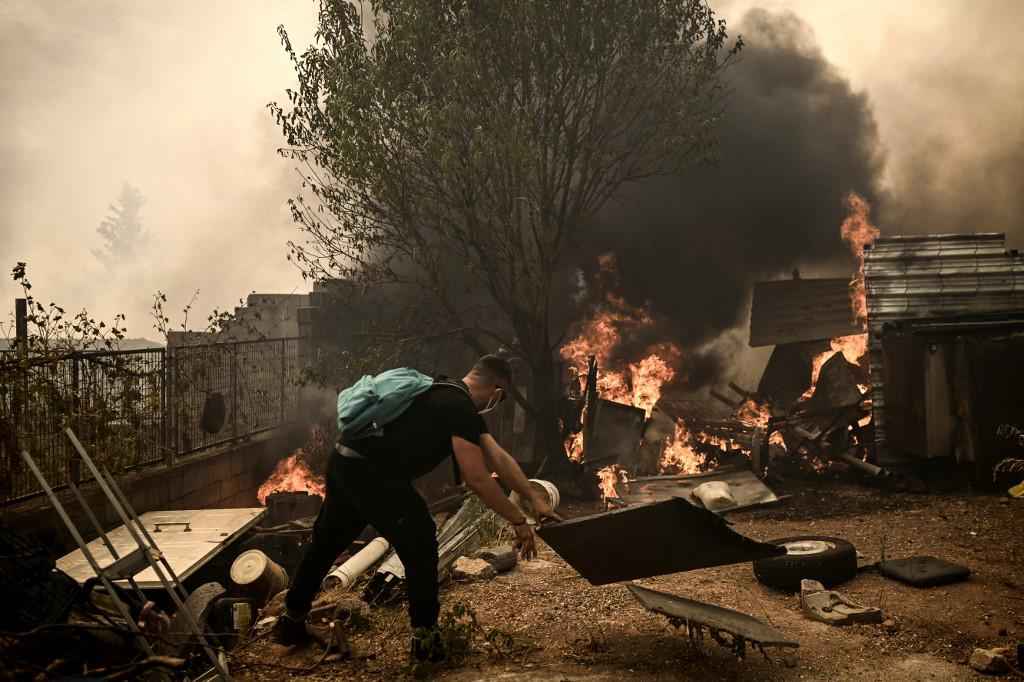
[92,183,149,269]
[271,0,740,475]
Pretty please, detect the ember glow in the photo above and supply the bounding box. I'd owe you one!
[257,450,326,504]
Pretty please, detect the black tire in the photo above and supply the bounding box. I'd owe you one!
[752,536,857,592]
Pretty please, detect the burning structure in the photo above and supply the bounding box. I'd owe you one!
[560,194,883,504]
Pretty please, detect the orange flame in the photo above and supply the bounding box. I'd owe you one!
[736,398,771,429]
[801,333,869,401]
[596,464,628,503]
[257,450,326,504]
[659,421,703,473]
[560,255,691,473]
[841,192,880,328]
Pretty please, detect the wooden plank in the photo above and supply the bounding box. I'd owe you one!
[57,508,266,589]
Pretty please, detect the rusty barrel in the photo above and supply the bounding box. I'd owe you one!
[229,549,289,607]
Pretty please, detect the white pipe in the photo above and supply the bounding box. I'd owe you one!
[322,537,390,590]
[376,548,406,580]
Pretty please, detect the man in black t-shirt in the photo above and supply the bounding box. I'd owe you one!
[274,355,562,661]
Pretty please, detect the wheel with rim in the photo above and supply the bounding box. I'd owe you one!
[752,536,857,592]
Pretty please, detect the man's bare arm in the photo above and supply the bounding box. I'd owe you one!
[479,434,563,522]
[479,434,536,501]
[452,436,530,524]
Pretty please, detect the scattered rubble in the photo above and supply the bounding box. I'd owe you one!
[627,583,799,658]
[969,647,1011,675]
[452,557,498,581]
[799,579,883,626]
[474,545,518,573]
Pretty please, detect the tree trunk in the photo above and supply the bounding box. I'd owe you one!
[530,351,580,491]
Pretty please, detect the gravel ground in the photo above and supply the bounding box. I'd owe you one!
[232,483,1023,681]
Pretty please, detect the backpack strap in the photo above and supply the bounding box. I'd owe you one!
[431,376,472,399]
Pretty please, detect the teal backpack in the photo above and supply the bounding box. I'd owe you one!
[336,368,468,440]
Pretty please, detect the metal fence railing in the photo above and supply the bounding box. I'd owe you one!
[167,338,302,457]
[1,338,302,505]
[1,348,165,503]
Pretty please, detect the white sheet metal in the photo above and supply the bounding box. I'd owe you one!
[57,508,266,589]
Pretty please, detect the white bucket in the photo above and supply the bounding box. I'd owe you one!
[509,479,561,525]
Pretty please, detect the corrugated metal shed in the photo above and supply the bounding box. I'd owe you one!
[749,278,862,347]
[863,233,1024,464]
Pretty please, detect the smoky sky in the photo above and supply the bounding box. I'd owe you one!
[577,8,884,371]
[2,0,1022,359]
[0,1,316,338]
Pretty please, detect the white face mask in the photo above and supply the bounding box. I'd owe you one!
[478,388,505,415]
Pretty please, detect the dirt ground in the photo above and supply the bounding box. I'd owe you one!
[232,483,1023,681]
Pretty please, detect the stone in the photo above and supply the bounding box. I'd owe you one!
[475,545,518,573]
[969,647,1010,674]
[882,618,899,633]
[452,556,497,581]
[800,579,883,626]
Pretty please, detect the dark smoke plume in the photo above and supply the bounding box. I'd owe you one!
[572,9,886,384]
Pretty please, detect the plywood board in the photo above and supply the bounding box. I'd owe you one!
[57,508,266,589]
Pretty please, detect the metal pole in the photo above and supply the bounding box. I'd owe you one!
[65,476,151,607]
[161,350,171,467]
[14,298,27,426]
[231,344,238,439]
[64,429,231,680]
[19,448,154,656]
[280,338,286,423]
[14,298,27,357]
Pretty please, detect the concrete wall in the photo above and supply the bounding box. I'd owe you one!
[6,427,304,556]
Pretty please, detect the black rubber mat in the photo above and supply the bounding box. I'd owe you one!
[878,555,970,587]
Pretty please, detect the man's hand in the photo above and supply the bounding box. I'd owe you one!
[513,522,538,560]
[529,493,564,525]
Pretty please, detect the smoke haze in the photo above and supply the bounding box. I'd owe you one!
[0,1,315,338]
[1,1,1021,357]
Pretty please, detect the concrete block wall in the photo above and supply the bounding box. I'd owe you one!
[6,428,304,556]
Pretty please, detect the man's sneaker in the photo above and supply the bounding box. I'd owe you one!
[410,626,446,664]
[272,611,309,646]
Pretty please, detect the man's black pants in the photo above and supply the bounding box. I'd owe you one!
[286,454,440,629]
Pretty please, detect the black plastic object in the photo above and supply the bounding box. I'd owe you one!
[200,392,227,434]
[753,536,857,592]
[628,584,799,650]
[878,555,970,587]
[536,497,785,585]
[0,528,81,632]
